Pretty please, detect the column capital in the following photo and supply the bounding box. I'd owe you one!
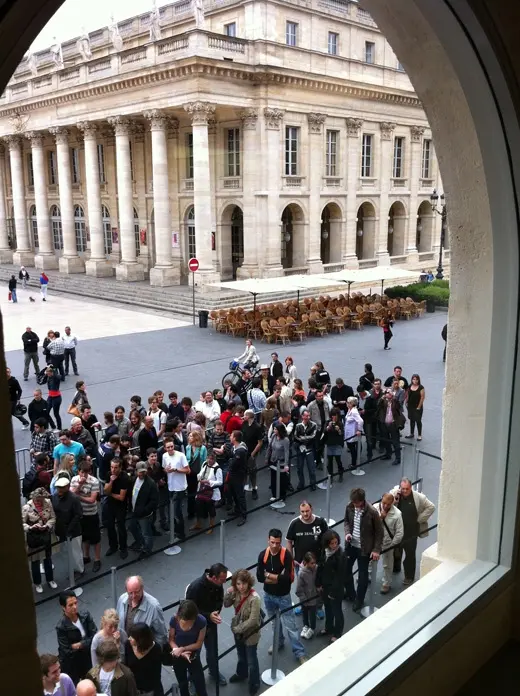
[107,116,133,136]
[49,126,69,145]
[184,101,216,125]
[345,117,363,137]
[264,107,284,130]
[380,122,396,140]
[307,112,326,134]
[77,121,99,139]
[144,109,169,131]
[25,131,45,146]
[239,108,259,130]
[411,125,426,143]
[3,134,22,150]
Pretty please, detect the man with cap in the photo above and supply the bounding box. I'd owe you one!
[129,461,159,560]
[52,475,84,576]
[259,364,275,397]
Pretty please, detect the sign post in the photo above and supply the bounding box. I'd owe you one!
[188,257,199,325]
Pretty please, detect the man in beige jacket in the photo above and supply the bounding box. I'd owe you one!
[390,478,435,585]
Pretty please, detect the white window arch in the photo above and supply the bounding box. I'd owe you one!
[186,206,196,259]
[50,205,63,250]
[133,207,140,257]
[29,204,38,250]
[102,204,112,255]
[74,204,87,252]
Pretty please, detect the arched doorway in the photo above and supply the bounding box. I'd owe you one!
[102,204,112,256]
[50,205,63,251]
[388,201,406,256]
[281,203,305,269]
[416,200,434,253]
[29,204,38,250]
[355,202,376,260]
[320,203,343,265]
[219,204,244,280]
[186,206,196,260]
[74,205,87,253]
[231,207,244,280]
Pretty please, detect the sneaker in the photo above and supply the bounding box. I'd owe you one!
[92,561,101,572]
[22,424,30,430]
[403,577,414,586]
[35,584,43,593]
[267,644,285,655]
[120,549,129,560]
[300,625,309,639]
[83,556,91,565]
[306,628,314,639]
[48,581,57,589]
[24,377,28,381]
[352,600,363,613]
[229,675,247,684]
[269,497,276,502]
[298,656,309,665]
[380,584,390,594]
[391,460,401,466]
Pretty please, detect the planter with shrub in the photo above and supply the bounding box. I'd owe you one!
[384,279,450,307]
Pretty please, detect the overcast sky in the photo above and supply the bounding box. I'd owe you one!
[31,0,167,51]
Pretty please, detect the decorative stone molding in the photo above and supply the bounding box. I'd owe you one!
[133,123,145,143]
[183,101,216,125]
[144,109,169,130]
[307,112,326,134]
[411,125,426,143]
[207,117,217,136]
[2,134,22,150]
[107,116,133,136]
[25,131,45,146]
[49,126,69,145]
[239,108,258,130]
[380,122,396,140]
[264,107,284,130]
[167,117,179,139]
[345,117,363,137]
[77,121,99,139]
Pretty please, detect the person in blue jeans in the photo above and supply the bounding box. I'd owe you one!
[8,274,17,302]
[128,461,159,560]
[256,529,307,664]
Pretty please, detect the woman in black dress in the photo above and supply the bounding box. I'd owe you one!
[405,373,426,441]
[125,622,164,696]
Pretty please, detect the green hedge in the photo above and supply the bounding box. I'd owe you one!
[384,281,450,307]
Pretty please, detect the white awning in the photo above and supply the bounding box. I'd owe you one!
[324,266,420,284]
[212,274,343,296]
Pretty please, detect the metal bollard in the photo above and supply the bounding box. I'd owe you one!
[417,477,423,493]
[325,475,335,526]
[360,558,378,618]
[270,462,285,509]
[164,497,181,556]
[261,609,285,685]
[414,446,420,485]
[220,520,226,565]
[66,539,83,597]
[400,443,406,480]
[111,566,118,608]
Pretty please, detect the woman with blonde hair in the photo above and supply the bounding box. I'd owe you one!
[224,569,262,695]
[186,430,207,521]
[90,608,127,666]
[22,487,57,593]
[50,453,75,494]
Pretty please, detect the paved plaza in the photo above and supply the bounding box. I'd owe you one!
[6,293,447,694]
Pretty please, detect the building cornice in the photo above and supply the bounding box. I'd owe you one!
[0,59,422,123]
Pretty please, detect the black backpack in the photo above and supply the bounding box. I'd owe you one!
[36,368,48,385]
[22,467,38,499]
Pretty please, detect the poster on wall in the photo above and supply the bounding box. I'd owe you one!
[111,227,119,244]
[172,231,180,248]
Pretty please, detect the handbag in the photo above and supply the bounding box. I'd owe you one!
[196,466,215,503]
[26,509,51,549]
[67,404,80,417]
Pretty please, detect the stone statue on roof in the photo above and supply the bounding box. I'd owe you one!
[150,0,162,41]
[193,0,205,29]
[50,38,64,69]
[109,16,123,51]
[77,27,92,60]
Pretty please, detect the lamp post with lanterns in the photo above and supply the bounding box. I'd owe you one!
[430,188,448,279]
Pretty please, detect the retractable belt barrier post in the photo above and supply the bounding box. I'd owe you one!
[360,558,378,618]
[270,462,285,510]
[164,497,181,557]
[111,566,117,609]
[220,520,226,565]
[261,609,285,685]
[326,474,335,525]
[66,540,83,597]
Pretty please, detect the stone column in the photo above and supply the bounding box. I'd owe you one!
[167,119,182,269]
[184,101,219,285]
[307,113,326,274]
[49,127,85,273]
[145,110,179,286]
[25,132,57,269]
[406,125,425,264]
[344,118,363,268]
[237,108,259,279]
[376,121,395,265]
[0,146,13,263]
[108,117,144,282]
[263,107,284,277]
[5,135,33,266]
[77,122,113,277]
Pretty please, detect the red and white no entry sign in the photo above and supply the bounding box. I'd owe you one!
[188,258,199,272]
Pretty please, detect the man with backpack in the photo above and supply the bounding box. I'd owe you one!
[22,453,52,500]
[256,528,307,664]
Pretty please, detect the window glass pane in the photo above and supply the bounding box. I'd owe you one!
[27,153,34,187]
[48,151,57,185]
[134,208,141,257]
[326,130,338,176]
[129,141,134,181]
[393,136,404,178]
[286,21,297,46]
[186,133,194,179]
[361,134,373,177]
[97,143,106,184]
[422,139,432,178]
[226,128,240,177]
[225,22,236,37]
[187,207,196,258]
[285,126,299,176]
[71,147,80,184]
[74,205,87,252]
[365,41,375,64]
[328,32,338,55]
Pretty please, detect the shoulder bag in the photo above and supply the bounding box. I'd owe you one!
[26,508,51,549]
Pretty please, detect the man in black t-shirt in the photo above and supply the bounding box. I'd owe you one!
[286,501,328,566]
[103,458,130,558]
[384,365,409,391]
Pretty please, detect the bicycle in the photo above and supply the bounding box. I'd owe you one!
[221,360,261,388]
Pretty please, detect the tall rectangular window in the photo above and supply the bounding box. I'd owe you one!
[225,22,236,37]
[393,136,404,178]
[361,133,373,177]
[421,138,432,178]
[285,126,299,176]
[129,141,135,181]
[27,153,34,187]
[364,40,375,64]
[286,21,298,46]
[226,128,241,176]
[48,150,57,185]
[71,147,80,184]
[328,32,339,56]
[97,143,106,184]
[325,130,338,176]
[186,133,194,179]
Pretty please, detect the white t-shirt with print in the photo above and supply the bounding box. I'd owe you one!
[162,451,189,492]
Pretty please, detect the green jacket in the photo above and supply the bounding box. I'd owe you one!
[224,589,262,646]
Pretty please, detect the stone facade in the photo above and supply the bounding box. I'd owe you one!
[0,0,444,285]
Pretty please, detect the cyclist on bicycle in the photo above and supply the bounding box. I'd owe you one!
[235,339,260,370]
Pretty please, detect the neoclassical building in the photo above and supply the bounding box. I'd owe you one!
[0,0,444,285]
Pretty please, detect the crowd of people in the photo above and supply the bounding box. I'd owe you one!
[40,480,435,696]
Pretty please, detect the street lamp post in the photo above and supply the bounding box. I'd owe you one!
[430,188,448,279]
